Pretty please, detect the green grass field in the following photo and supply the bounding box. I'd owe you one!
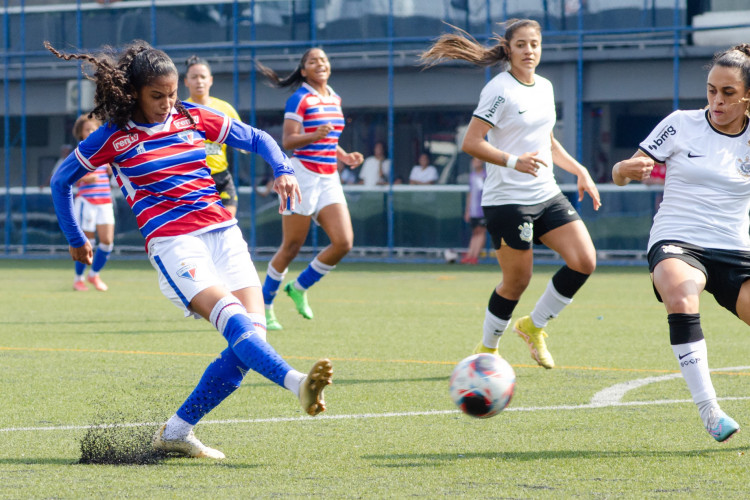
[1,258,749,498]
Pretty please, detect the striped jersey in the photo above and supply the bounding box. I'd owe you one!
[73,103,237,244]
[284,82,344,175]
[186,96,241,175]
[76,165,112,205]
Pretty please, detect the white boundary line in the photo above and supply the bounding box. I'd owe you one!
[2,366,748,434]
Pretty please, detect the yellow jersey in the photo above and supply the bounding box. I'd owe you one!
[187,97,241,175]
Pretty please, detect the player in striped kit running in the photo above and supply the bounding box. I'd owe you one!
[46,40,333,459]
[71,114,115,291]
[257,48,363,330]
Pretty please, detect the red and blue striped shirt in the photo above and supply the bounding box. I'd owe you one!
[76,165,112,205]
[284,83,345,175]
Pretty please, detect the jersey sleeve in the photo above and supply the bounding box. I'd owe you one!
[284,90,306,123]
[225,120,295,177]
[191,104,232,144]
[74,123,116,171]
[639,111,680,162]
[472,80,507,127]
[50,153,94,247]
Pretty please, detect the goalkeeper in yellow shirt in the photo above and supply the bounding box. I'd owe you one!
[184,55,243,217]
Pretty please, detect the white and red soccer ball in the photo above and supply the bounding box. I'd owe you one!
[450,353,515,418]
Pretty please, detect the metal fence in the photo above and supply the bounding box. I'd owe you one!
[1,0,746,260]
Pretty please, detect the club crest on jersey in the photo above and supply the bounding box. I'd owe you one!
[136,143,145,155]
[736,155,750,177]
[518,222,533,243]
[177,263,198,281]
[113,133,139,152]
[661,244,684,255]
[178,131,194,145]
[174,117,192,129]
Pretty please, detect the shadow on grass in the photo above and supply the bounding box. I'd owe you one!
[362,446,750,466]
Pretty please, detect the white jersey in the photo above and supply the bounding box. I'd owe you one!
[641,109,750,251]
[473,71,561,206]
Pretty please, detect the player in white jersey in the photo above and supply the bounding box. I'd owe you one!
[420,20,601,369]
[612,44,750,442]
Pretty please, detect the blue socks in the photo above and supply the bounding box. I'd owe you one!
[262,263,286,306]
[296,258,334,290]
[223,314,292,387]
[176,348,248,425]
[91,242,113,273]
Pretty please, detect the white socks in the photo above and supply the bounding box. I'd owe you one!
[163,414,193,440]
[530,280,573,328]
[481,310,510,350]
[283,370,306,397]
[672,339,718,423]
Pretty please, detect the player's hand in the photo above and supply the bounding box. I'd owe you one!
[69,241,93,265]
[614,156,654,182]
[341,151,364,168]
[313,123,335,141]
[273,174,302,214]
[577,171,602,211]
[516,151,548,177]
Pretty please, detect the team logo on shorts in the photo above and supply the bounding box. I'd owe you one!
[736,155,750,177]
[518,222,533,243]
[661,244,684,255]
[177,263,198,281]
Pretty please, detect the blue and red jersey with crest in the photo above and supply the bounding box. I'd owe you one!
[76,165,112,205]
[52,101,293,248]
[284,82,345,175]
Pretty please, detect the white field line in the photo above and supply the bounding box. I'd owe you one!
[3,396,750,434]
[2,366,748,434]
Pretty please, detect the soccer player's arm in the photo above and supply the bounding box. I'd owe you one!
[50,154,94,263]
[612,150,654,186]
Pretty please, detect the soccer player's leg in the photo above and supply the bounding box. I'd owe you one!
[475,290,517,357]
[263,262,287,330]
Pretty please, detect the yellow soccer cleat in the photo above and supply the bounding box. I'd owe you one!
[514,316,555,369]
[472,342,500,357]
[299,358,333,416]
[152,424,226,459]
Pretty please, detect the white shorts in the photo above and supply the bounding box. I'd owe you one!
[147,225,260,317]
[74,197,115,233]
[289,157,347,218]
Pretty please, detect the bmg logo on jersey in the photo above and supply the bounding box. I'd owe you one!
[647,125,677,151]
[484,95,505,120]
[113,133,139,152]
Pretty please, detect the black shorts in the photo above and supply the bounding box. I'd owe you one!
[483,193,581,250]
[647,239,750,316]
[211,170,238,208]
[469,216,487,229]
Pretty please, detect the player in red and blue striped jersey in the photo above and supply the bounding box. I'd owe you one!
[257,48,363,330]
[46,40,334,460]
[70,114,115,292]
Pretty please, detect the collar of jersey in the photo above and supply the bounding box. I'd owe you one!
[704,109,749,137]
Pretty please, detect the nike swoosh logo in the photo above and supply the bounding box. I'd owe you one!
[518,110,528,114]
[678,350,697,360]
[687,152,705,158]
[567,209,576,215]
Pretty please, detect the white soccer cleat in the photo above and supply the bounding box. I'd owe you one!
[152,424,226,459]
[299,358,333,416]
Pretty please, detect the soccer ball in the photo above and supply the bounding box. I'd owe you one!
[449,353,515,418]
[443,249,458,263]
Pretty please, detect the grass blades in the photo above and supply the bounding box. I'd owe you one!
[0,259,749,498]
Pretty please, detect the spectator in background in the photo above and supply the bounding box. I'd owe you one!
[358,141,391,186]
[461,157,487,265]
[338,159,358,185]
[409,152,439,185]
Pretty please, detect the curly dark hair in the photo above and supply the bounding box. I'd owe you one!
[45,40,194,130]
